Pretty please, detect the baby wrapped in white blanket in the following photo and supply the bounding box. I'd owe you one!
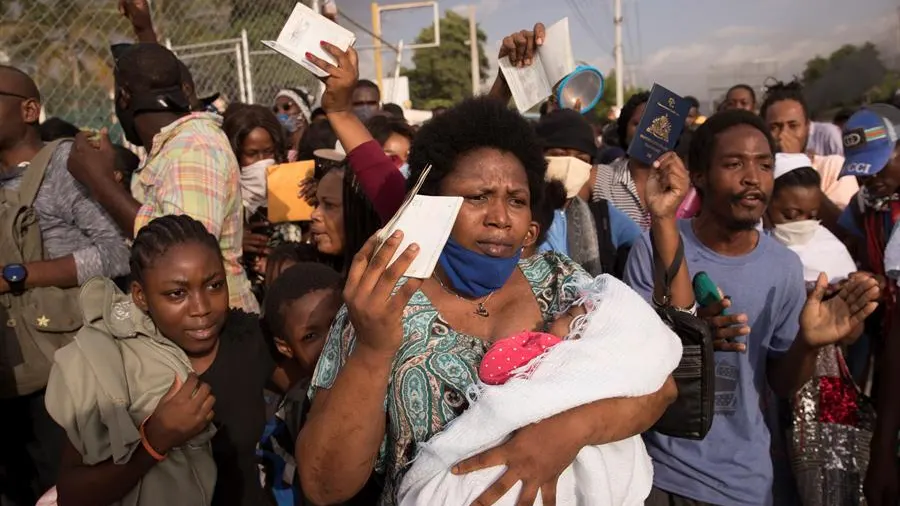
[397,274,683,506]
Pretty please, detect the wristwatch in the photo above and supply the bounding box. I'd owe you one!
[2,264,28,296]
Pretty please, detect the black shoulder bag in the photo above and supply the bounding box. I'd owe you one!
[649,234,715,440]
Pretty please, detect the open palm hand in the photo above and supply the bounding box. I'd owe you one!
[800,273,880,347]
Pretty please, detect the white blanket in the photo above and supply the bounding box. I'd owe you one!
[397,275,683,506]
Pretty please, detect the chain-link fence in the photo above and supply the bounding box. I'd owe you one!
[0,0,322,139]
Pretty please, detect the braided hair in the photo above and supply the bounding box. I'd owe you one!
[341,168,382,272]
[130,215,223,283]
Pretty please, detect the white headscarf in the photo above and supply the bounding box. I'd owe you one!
[275,88,312,123]
[774,153,814,180]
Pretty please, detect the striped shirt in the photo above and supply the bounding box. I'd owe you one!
[131,113,258,313]
[592,157,651,231]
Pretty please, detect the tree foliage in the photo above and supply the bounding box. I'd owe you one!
[590,71,645,121]
[801,42,892,113]
[0,0,316,129]
[401,10,489,110]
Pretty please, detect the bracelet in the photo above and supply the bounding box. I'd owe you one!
[652,294,698,316]
[139,416,167,461]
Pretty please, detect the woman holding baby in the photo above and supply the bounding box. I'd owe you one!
[297,24,880,506]
[296,27,689,506]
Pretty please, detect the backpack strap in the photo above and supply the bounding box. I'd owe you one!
[18,139,68,206]
[589,199,617,275]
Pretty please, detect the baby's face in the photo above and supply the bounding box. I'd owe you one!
[548,304,587,338]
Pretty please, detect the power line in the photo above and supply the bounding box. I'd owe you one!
[574,0,614,50]
[623,0,638,65]
[337,11,400,52]
[564,0,613,56]
[634,0,643,65]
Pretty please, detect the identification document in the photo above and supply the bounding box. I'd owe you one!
[262,2,356,78]
[376,166,463,279]
[499,18,575,113]
[627,83,691,165]
[267,160,315,223]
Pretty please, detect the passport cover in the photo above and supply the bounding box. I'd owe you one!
[627,84,691,165]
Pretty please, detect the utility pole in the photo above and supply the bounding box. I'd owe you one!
[469,5,480,96]
[614,0,624,109]
[372,2,384,93]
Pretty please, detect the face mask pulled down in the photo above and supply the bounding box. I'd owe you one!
[772,219,819,247]
[438,238,521,299]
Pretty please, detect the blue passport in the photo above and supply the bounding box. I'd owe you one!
[626,84,691,165]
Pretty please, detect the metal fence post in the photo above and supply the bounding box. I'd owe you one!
[235,43,247,103]
[241,29,255,105]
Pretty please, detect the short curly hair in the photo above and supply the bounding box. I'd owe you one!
[759,79,809,123]
[689,109,775,176]
[406,97,547,215]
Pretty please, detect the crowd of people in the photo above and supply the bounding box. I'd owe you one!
[0,5,898,506]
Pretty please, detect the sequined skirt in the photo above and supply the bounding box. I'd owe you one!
[790,345,875,506]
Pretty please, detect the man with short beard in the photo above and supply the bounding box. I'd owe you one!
[760,81,858,216]
[625,110,880,505]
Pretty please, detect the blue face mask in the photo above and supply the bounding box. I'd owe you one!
[399,163,410,179]
[277,113,299,134]
[438,237,521,298]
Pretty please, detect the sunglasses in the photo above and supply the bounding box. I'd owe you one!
[273,103,294,113]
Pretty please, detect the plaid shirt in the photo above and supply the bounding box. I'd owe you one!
[131,113,259,313]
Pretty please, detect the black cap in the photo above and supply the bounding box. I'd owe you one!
[535,109,596,160]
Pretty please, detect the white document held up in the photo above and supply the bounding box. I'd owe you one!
[499,18,575,113]
[262,2,356,78]
[382,195,462,279]
[376,165,462,279]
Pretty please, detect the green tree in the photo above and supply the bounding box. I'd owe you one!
[801,42,887,113]
[803,43,879,85]
[591,71,645,121]
[401,10,489,110]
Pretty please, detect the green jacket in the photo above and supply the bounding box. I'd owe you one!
[45,277,217,506]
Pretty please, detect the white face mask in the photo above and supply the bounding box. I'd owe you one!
[545,156,592,199]
[772,219,820,247]
[240,159,276,215]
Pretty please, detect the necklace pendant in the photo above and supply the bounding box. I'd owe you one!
[475,303,490,318]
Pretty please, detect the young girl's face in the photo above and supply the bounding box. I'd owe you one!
[767,185,821,225]
[132,241,230,359]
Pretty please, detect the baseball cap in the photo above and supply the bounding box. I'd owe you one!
[840,104,900,178]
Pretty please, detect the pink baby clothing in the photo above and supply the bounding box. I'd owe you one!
[478,331,562,386]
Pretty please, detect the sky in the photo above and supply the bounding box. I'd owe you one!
[335,0,900,112]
